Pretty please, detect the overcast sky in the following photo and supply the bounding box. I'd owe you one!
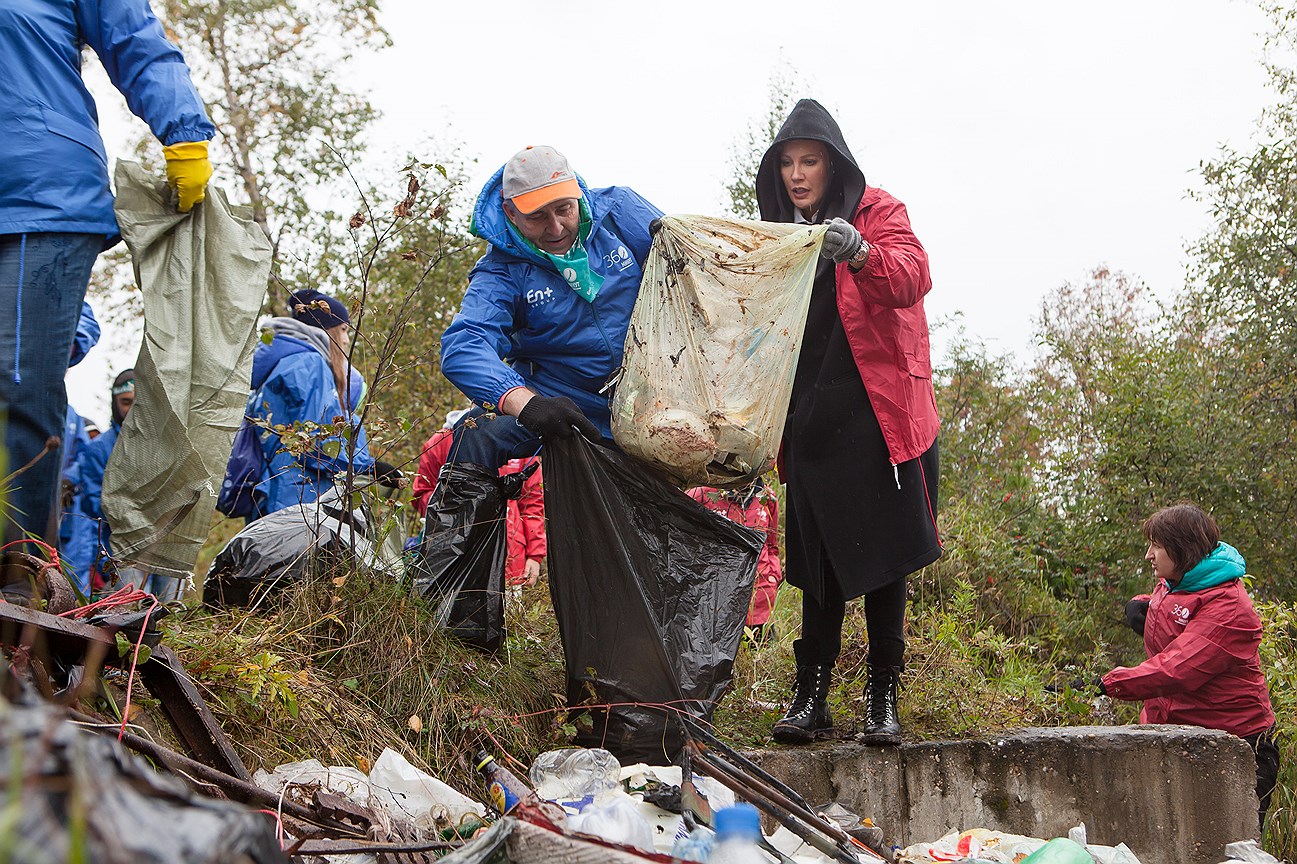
[70,0,1274,425]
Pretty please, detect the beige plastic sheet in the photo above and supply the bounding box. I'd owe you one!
[610,215,825,488]
[103,161,270,577]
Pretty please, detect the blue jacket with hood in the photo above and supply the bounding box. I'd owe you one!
[440,166,661,437]
[249,318,373,517]
[0,0,215,237]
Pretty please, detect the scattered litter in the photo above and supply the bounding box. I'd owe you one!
[1,698,284,863]
[897,825,1145,864]
[1219,839,1282,863]
[258,747,486,841]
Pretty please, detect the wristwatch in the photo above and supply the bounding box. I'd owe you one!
[848,238,871,268]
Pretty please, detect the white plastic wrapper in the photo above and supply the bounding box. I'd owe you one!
[611,215,825,488]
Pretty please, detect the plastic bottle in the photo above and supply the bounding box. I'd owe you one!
[473,750,531,815]
[670,825,716,862]
[708,804,765,864]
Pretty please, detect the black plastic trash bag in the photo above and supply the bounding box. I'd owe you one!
[0,698,285,864]
[206,484,378,608]
[409,463,512,653]
[544,435,762,764]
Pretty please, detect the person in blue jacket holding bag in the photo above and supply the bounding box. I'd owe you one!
[0,0,215,559]
[426,145,661,576]
[245,290,379,518]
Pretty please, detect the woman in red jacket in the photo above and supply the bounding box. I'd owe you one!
[1100,503,1279,829]
[687,478,783,638]
[756,99,941,745]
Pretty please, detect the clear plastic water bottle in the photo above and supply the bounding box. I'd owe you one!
[708,804,765,863]
[670,824,715,862]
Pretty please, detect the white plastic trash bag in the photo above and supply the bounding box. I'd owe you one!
[367,747,485,830]
[611,215,825,488]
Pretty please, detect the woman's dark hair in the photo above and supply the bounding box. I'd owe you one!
[1142,503,1220,576]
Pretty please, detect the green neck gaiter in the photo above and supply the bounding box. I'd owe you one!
[510,199,604,302]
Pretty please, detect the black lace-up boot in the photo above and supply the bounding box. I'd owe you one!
[772,663,833,744]
[858,664,902,745]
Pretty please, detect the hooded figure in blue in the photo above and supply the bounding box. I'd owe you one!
[247,290,374,518]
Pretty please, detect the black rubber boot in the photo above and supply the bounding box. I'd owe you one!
[772,663,833,744]
[858,664,902,745]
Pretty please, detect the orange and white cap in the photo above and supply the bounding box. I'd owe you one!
[502,145,581,214]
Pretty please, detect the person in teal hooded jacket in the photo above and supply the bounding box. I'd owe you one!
[439,144,661,458]
[1,0,214,554]
[1100,503,1279,830]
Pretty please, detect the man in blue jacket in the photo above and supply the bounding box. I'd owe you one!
[439,145,661,462]
[425,145,660,595]
[1,0,214,554]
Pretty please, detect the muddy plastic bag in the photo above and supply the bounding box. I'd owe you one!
[611,216,825,488]
[0,698,285,864]
[544,435,762,764]
[409,464,509,653]
[104,162,269,575]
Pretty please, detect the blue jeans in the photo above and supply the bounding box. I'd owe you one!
[0,233,102,545]
[446,408,543,468]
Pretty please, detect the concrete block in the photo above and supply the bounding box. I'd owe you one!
[746,725,1259,864]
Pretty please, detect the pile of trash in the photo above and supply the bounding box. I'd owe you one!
[895,826,1141,863]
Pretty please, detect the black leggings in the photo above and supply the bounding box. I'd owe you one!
[797,576,907,668]
[1244,726,1281,831]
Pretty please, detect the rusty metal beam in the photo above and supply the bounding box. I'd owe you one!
[137,644,251,782]
[0,603,249,782]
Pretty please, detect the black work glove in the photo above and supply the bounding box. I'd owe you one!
[1125,597,1151,637]
[649,217,663,237]
[372,460,403,488]
[517,395,599,441]
[1044,676,1107,696]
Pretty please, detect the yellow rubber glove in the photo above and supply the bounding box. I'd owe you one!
[162,141,213,212]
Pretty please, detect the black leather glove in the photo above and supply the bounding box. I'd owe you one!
[649,217,663,237]
[372,460,403,488]
[1045,676,1107,695]
[1125,597,1151,637]
[517,395,599,441]
[820,217,864,263]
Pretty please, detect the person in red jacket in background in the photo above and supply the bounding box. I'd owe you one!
[687,478,783,641]
[1099,503,1279,831]
[412,410,546,587]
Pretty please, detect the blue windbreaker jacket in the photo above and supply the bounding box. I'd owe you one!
[76,421,119,576]
[249,321,374,516]
[440,167,661,437]
[60,406,96,592]
[0,0,215,237]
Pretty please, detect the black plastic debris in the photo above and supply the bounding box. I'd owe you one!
[205,484,378,608]
[543,435,762,764]
[0,698,286,864]
[409,463,512,653]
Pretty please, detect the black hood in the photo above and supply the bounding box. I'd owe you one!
[756,99,865,224]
